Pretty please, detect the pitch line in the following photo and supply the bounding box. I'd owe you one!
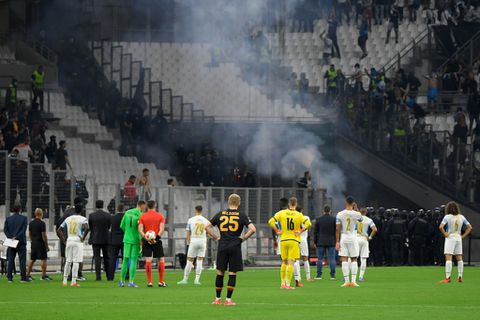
[0,301,478,310]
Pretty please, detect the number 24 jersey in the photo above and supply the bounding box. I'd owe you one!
[210,209,252,248]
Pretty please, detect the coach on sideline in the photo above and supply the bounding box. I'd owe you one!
[4,204,29,282]
[313,205,337,280]
[89,200,113,281]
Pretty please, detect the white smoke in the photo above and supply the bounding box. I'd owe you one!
[243,123,346,209]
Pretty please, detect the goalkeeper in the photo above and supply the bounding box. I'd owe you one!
[119,200,146,288]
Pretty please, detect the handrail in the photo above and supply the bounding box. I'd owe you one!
[435,29,480,73]
[382,27,430,74]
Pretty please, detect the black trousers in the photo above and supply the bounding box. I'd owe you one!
[92,244,112,280]
[109,244,123,280]
[7,244,27,280]
[32,88,44,111]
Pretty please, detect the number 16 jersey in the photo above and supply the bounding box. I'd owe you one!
[269,209,310,243]
[210,209,252,250]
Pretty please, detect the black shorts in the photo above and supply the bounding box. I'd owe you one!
[142,239,164,258]
[216,243,243,273]
[31,243,47,260]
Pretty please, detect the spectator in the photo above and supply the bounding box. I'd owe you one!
[30,134,46,164]
[324,64,338,105]
[27,208,52,280]
[137,168,151,201]
[299,72,309,108]
[396,0,405,22]
[407,0,418,22]
[45,135,57,163]
[406,71,422,100]
[319,30,332,65]
[386,5,400,44]
[374,0,387,25]
[31,65,45,112]
[355,0,364,24]
[358,16,369,59]
[351,63,364,93]
[53,140,72,170]
[12,137,33,162]
[290,72,301,108]
[4,203,29,283]
[109,204,125,280]
[337,0,351,25]
[336,69,347,96]
[363,0,374,30]
[313,205,337,280]
[123,175,137,203]
[425,72,439,110]
[5,78,18,113]
[89,200,113,281]
[327,14,341,58]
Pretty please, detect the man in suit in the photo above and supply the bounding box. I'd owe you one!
[313,205,337,280]
[4,204,29,283]
[109,204,125,280]
[89,200,112,280]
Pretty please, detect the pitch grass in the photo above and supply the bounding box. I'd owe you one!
[1,266,478,320]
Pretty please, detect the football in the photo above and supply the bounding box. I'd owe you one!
[145,230,156,241]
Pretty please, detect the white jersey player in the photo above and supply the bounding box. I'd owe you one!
[58,209,89,287]
[336,197,363,287]
[356,208,377,282]
[439,202,472,283]
[294,208,312,286]
[178,205,210,285]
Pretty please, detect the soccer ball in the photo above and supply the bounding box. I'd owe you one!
[145,230,156,241]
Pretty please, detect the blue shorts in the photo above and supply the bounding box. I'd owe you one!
[428,88,438,102]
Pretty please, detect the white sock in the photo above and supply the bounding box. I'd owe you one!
[445,260,452,279]
[72,263,79,284]
[304,260,311,280]
[341,261,350,283]
[359,257,367,278]
[351,261,358,283]
[294,260,301,281]
[184,260,193,281]
[195,259,203,282]
[63,261,72,283]
[457,260,464,278]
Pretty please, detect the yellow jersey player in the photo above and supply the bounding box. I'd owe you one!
[268,197,311,290]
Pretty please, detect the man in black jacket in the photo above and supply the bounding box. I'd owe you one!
[89,200,112,280]
[408,211,430,266]
[313,205,337,280]
[109,204,125,280]
[4,204,29,283]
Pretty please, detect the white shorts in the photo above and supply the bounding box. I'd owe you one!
[65,241,84,263]
[300,239,309,257]
[444,237,463,255]
[358,237,370,258]
[339,240,359,258]
[187,240,207,258]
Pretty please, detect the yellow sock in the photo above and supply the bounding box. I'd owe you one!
[280,263,286,285]
[285,264,294,286]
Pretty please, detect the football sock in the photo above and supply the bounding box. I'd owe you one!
[63,261,72,283]
[226,274,236,300]
[146,260,152,284]
[457,260,464,278]
[183,260,193,281]
[445,260,452,279]
[351,261,358,283]
[129,256,138,282]
[280,263,286,284]
[195,259,203,282]
[360,257,367,278]
[342,261,350,283]
[294,260,301,281]
[215,274,224,298]
[285,264,294,286]
[304,260,311,279]
[159,261,165,283]
[120,258,129,282]
[72,263,79,284]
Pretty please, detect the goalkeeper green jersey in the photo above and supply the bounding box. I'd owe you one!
[120,208,142,244]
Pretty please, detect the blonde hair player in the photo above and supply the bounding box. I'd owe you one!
[268,197,312,290]
[439,202,473,283]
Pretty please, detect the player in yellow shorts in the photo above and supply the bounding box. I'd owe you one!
[268,197,311,289]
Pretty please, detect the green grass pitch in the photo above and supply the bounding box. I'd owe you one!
[1,266,478,320]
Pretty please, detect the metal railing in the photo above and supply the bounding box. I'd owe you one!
[436,29,480,74]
